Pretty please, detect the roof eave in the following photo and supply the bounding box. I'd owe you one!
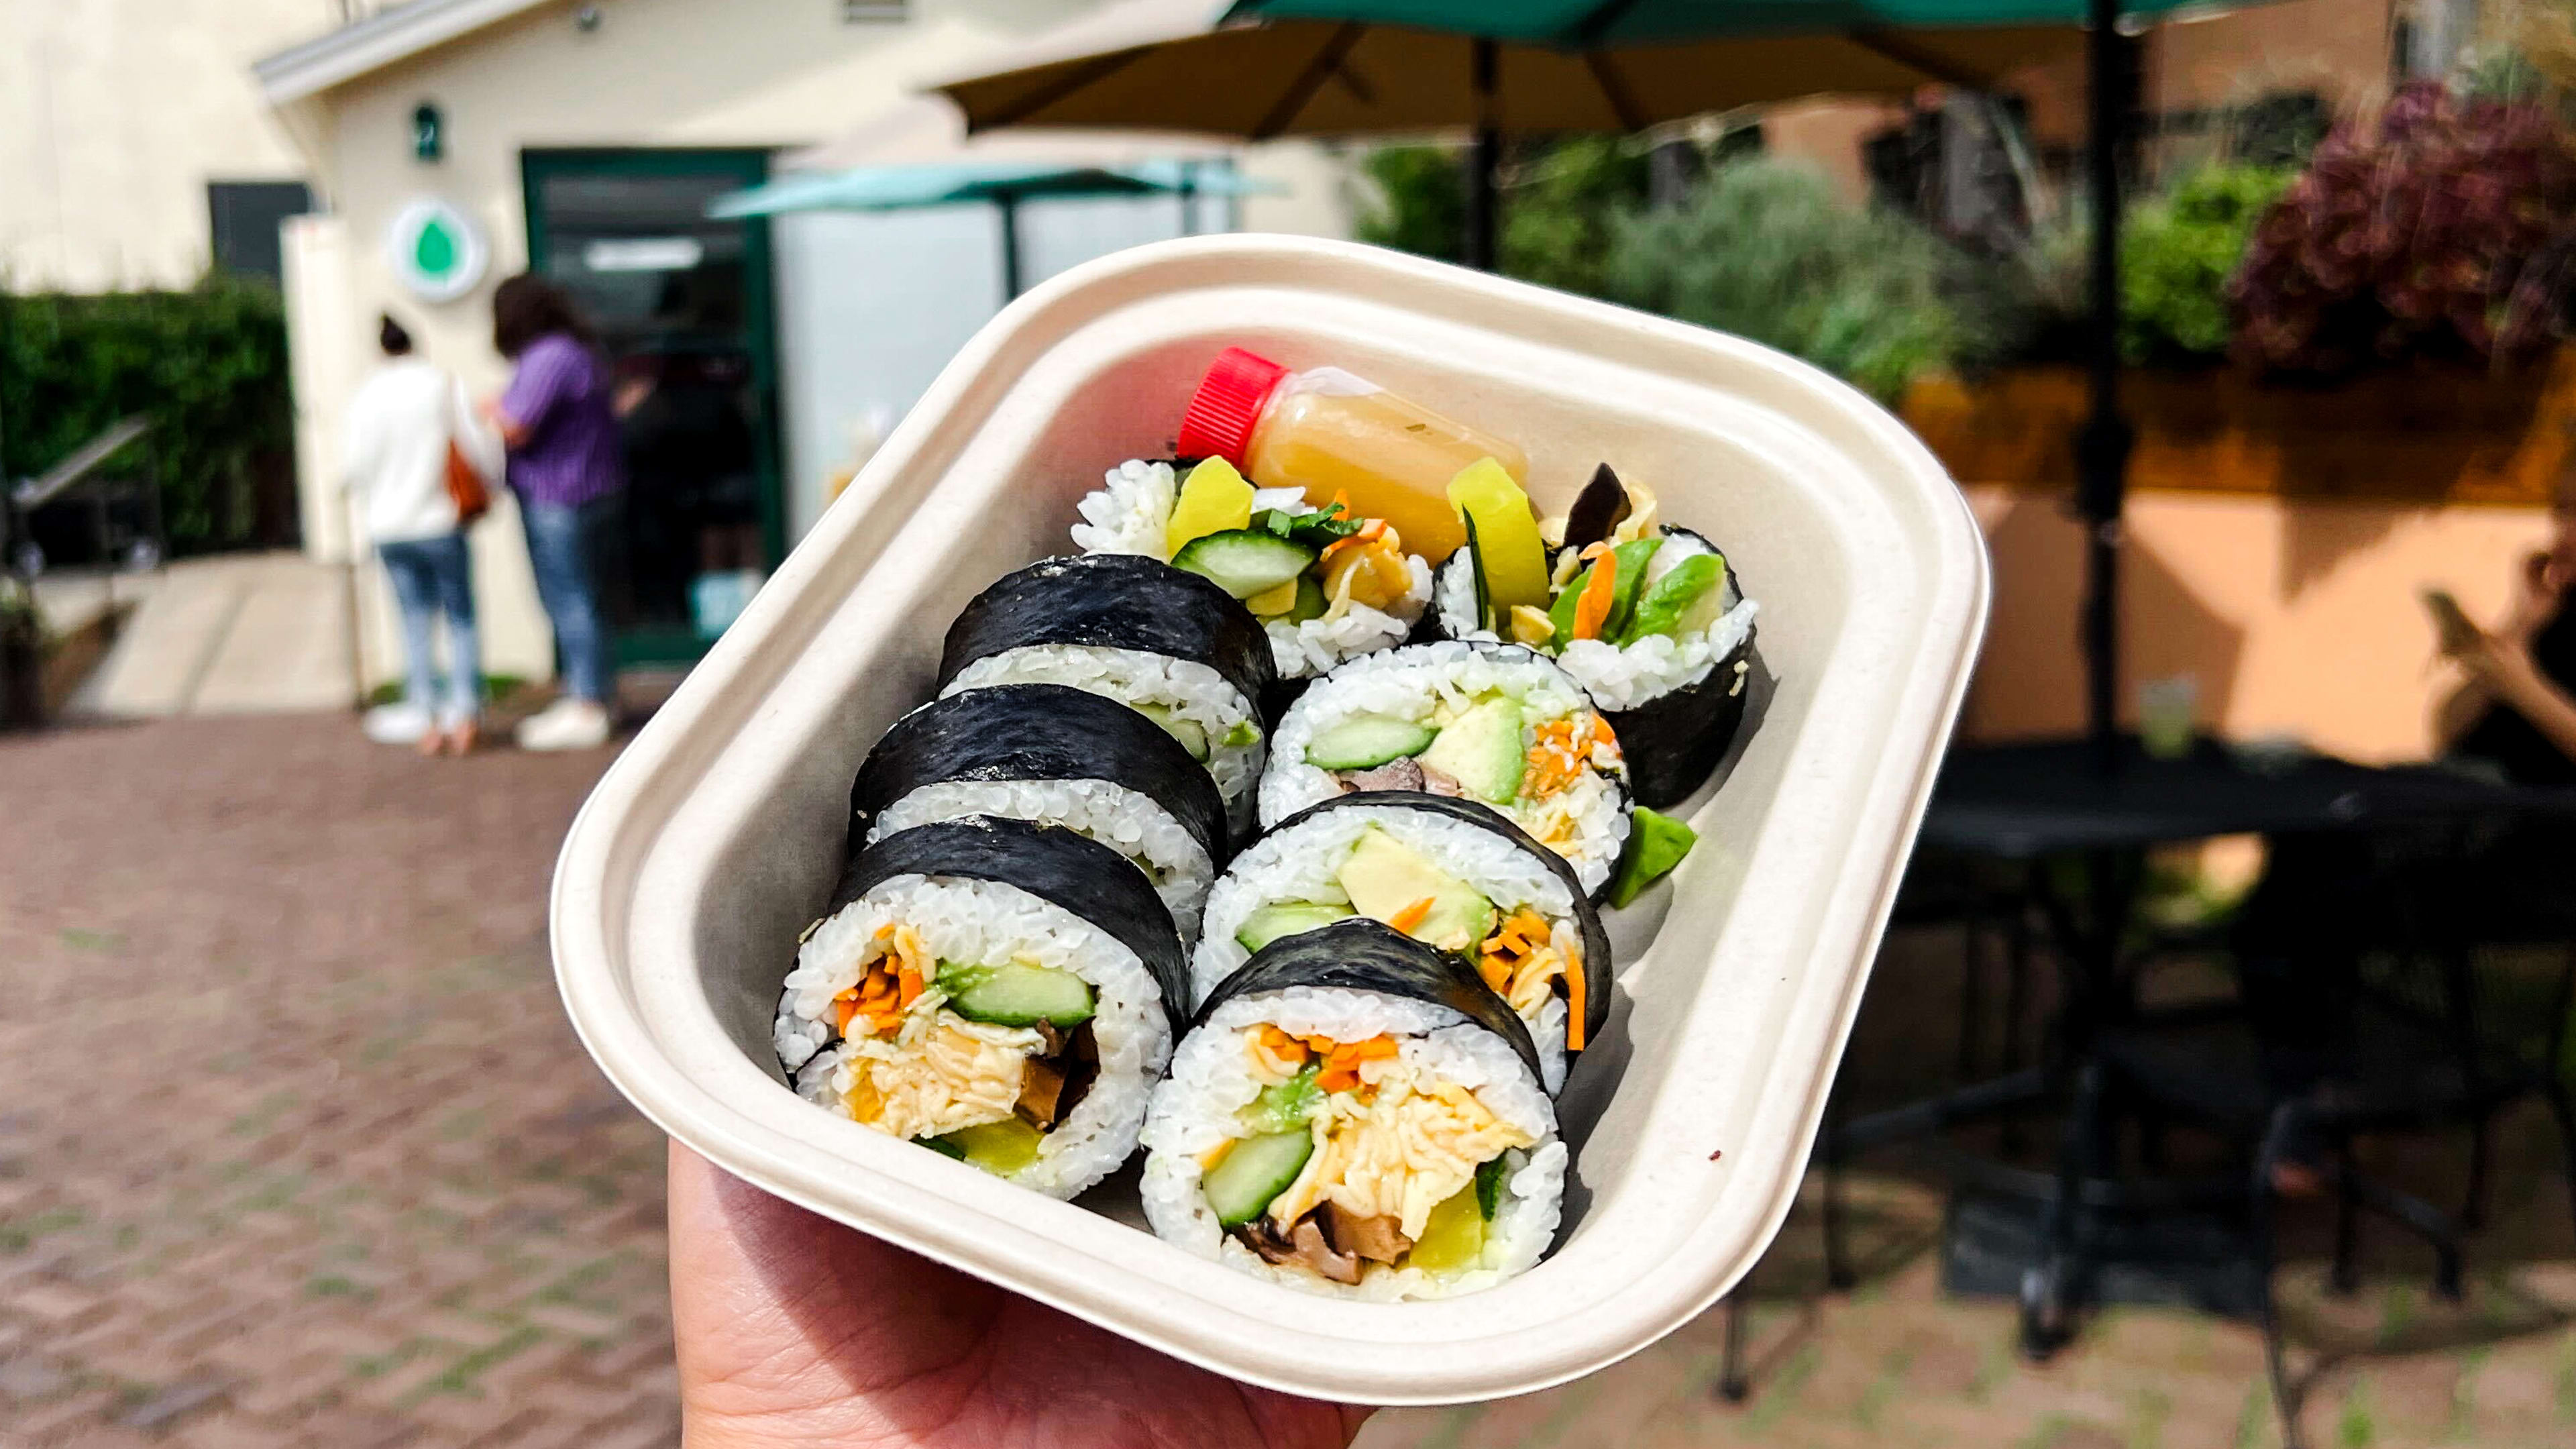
[254,0,552,105]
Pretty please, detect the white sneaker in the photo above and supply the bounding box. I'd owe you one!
[515,698,612,751]
[363,703,433,745]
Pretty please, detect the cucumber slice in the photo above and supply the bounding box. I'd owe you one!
[1234,901,1354,954]
[1289,573,1328,623]
[1304,713,1435,770]
[1173,529,1318,601]
[933,1117,1043,1175]
[1475,1153,1508,1220]
[1131,702,1210,761]
[938,960,1095,1027]
[1205,1130,1314,1226]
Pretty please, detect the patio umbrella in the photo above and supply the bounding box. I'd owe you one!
[709,156,1273,297]
[936,0,2269,766]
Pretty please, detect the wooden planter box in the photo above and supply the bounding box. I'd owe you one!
[1899,354,2576,508]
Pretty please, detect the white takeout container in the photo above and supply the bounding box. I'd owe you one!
[552,235,1988,1405]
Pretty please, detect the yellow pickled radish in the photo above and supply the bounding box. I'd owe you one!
[1164,457,1254,558]
[1446,458,1552,621]
[1407,1183,1487,1273]
[1244,576,1301,616]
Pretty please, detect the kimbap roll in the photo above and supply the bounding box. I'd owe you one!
[1436,463,1759,808]
[1140,918,1566,1300]
[1073,456,1433,685]
[1194,793,1610,1093]
[849,684,1228,943]
[773,816,1188,1200]
[1260,641,1631,895]
[939,554,1277,835]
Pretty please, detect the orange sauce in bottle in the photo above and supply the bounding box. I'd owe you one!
[1179,350,1527,561]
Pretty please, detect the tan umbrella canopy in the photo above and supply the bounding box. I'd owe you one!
[931,0,2076,141]
[786,93,1237,173]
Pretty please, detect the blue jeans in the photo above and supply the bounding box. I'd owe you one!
[378,533,480,725]
[521,495,618,704]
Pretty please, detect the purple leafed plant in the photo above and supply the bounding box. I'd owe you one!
[2230,81,2576,373]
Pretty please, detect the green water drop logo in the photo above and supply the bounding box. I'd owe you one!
[414,218,458,276]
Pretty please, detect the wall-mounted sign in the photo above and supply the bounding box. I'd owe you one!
[386,198,487,303]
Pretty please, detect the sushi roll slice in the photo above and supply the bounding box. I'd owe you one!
[850,684,1228,944]
[1260,641,1631,896]
[1072,457,1434,688]
[1436,464,1759,808]
[1193,792,1610,1093]
[939,554,1277,835]
[1139,918,1566,1301]
[773,816,1188,1200]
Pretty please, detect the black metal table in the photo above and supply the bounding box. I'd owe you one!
[1833,735,2576,1344]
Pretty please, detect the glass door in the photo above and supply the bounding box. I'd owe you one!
[521,149,784,665]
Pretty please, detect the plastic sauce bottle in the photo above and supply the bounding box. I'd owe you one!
[1176,346,1527,561]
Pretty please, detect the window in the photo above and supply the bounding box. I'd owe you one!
[842,1,906,19]
[207,181,314,284]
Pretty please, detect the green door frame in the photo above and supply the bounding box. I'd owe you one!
[519,146,787,667]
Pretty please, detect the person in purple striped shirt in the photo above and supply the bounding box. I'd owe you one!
[485,274,626,751]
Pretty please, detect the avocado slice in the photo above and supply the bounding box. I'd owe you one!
[1234,901,1355,954]
[1620,553,1726,645]
[1546,537,1661,644]
[1418,696,1525,804]
[1605,806,1699,908]
[1336,828,1495,953]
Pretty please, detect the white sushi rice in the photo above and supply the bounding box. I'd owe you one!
[1192,804,1583,1091]
[1434,531,1760,710]
[867,778,1212,944]
[1260,643,1630,894]
[1138,986,1567,1301]
[773,875,1172,1201]
[944,645,1263,835]
[1071,458,1434,681]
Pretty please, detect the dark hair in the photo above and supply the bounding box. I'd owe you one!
[490,273,595,360]
[378,314,413,356]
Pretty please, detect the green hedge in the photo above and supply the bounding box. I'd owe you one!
[0,275,294,555]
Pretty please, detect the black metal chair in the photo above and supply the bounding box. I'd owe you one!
[2029,833,2576,1449]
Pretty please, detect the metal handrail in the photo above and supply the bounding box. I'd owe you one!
[9,415,152,510]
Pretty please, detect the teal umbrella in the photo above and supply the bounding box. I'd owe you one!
[942,0,2259,763]
[709,157,1274,296]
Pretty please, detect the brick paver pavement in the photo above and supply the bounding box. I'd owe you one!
[5,713,2574,1449]
[0,715,670,1448]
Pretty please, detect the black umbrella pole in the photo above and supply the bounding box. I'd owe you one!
[2078,0,2134,776]
[998,195,1024,300]
[1465,38,1499,271]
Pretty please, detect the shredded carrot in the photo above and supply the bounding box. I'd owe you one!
[1571,544,1618,640]
[895,965,924,1010]
[1316,1034,1399,1092]
[1258,1025,1311,1065]
[834,995,861,1035]
[1476,956,1512,994]
[1566,961,1589,1053]
[1318,518,1387,561]
[1385,896,1435,933]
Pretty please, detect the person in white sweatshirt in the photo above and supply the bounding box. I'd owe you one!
[342,315,504,754]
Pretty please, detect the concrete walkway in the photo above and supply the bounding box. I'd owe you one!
[66,552,354,718]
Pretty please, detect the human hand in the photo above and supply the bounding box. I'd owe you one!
[2500,549,2569,643]
[667,1142,1373,1449]
[2446,625,2546,706]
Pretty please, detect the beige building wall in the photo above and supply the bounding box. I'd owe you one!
[1963,488,2553,763]
[0,0,339,288]
[276,0,1355,688]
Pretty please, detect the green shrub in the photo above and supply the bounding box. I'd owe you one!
[1353,145,1468,265]
[0,275,294,555]
[1598,160,1982,400]
[1353,137,1652,297]
[2119,164,2293,362]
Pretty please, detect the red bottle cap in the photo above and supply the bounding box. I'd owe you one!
[1177,346,1290,466]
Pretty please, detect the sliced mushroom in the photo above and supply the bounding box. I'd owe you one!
[1563,462,1631,551]
[1288,1216,1364,1284]
[1322,1202,1413,1265]
[1417,764,1465,798]
[1016,1058,1068,1130]
[1346,757,1425,792]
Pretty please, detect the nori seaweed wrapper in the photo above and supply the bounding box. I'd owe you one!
[831,815,1189,1032]
[849,684,1228,866]
[1195,917,1542,1084]
[1427,527,1755,811]
[936,554,1278,719]
[1263,791,1611,1055]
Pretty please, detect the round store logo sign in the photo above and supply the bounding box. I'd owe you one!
[387,199,488,303]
